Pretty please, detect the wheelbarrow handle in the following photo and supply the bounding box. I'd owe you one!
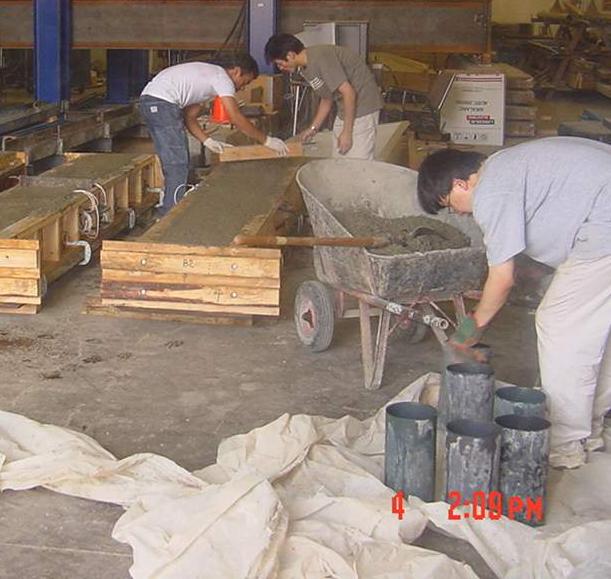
[232,234,389,248]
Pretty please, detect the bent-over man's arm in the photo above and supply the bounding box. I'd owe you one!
[473,259,515,328]
[183,104,211,143]
[220,96,267,144]
[336,80,357,154]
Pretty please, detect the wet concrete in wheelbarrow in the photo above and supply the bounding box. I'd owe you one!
[334,211,471,255]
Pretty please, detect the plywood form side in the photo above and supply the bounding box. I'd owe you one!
[101,250,281,279]
[99,298,280,317]
[100,241,282,318]
[0,239,42,305]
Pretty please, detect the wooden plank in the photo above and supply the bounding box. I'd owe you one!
[101,250,281,278]
[101,283,279,306]
[84,297,254,327]
[0,248,40,269]
[0,267,40,279]
[0,295,42,305]
[102,269,280,288]
[102,239,280,259]
[506,90,536,105]
[219,142,303,163]
[0,277,40,297]
[42,218,62,262]
[505,105,537,121]
[100,297,279,317]
[0,303,40,315]
[0,239,39,250]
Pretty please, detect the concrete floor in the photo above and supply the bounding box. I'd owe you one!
[0,244,539,578]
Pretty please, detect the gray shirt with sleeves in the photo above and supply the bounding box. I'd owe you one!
[473,137,611,268]
[300,45,383,120]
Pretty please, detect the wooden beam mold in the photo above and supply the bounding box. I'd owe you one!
[0,153,163,314]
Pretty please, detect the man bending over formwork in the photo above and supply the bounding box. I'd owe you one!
[417,137,611,469]
[139,54,289,215]
[265,34,383,160]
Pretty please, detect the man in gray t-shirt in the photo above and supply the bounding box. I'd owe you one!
[265,34,383,160]
[417,138,611,469]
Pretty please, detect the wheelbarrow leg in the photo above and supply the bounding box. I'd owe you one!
[359,300,374,388]
[358,300,391,390]
[371,309,392,390]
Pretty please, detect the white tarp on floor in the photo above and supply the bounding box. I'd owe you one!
[1,373,610,578]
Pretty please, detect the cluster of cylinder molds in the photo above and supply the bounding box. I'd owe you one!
[385,360,549,525]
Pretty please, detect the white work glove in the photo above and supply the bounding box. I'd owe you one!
[203,138,233,154]
[264,135,289,156]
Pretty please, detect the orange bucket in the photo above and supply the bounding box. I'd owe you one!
[211,96,231,124]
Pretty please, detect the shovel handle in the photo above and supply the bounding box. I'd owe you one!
[232,234,389,248]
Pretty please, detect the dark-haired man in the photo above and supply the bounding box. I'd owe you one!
[417,137,611,469]
[140,54,289,214]
[264,34,382,160]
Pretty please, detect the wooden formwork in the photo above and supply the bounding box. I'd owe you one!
[0,153,162,314]
[94,241,281,321]
[87,158,306,324]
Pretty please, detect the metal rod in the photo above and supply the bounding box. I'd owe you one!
[445,418,501,503]
[385,402,437,501]
[495,414,550,526]
[494,386,547,419]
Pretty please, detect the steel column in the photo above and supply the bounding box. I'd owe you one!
[248,0,277,74]
[34,0,71,103]
[107,50,149,104]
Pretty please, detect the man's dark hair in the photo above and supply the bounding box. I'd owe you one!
[264,34,305,63]
[214,53,259,78]
[417,149,487,214]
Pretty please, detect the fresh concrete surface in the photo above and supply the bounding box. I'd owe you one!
[0,245,539,579]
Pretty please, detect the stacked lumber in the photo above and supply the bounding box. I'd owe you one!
[0,153,161,314]
[91,158,309,324]
[465,63,538,138]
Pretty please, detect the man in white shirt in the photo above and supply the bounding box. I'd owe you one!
[140,54,289,214]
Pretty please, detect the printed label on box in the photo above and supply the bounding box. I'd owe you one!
[441,74,505,146]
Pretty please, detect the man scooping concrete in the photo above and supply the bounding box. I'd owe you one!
[417,137,611,469]
[139,54,289,214]
[264,34,383,160]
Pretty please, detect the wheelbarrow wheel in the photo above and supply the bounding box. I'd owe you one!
[397,319,428,344]
[294,281,335,352]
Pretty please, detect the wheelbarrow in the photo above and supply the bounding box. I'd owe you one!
[293,159,488,390]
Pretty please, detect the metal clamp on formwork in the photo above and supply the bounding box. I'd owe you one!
[65,240,92,265]
[74,189,100,239]
[93,183,113,224]
[1,135,17,151]
[127,208,136,229]
[147,187,164,208]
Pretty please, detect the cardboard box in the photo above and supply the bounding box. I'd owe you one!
[440,73,505,146]
[236,74,284,112]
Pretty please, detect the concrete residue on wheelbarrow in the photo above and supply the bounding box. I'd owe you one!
[334,211,471,255]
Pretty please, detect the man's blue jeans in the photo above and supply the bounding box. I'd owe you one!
[139,95,189,215]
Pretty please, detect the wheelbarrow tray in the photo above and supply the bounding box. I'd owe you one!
[296,159,487,302]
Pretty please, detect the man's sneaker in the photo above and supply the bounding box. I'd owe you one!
[549,441,587,469]
[585,436,605,453]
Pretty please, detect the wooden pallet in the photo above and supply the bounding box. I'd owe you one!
[0,153,162,314]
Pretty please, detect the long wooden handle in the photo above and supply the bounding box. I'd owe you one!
[232,234,389,248]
